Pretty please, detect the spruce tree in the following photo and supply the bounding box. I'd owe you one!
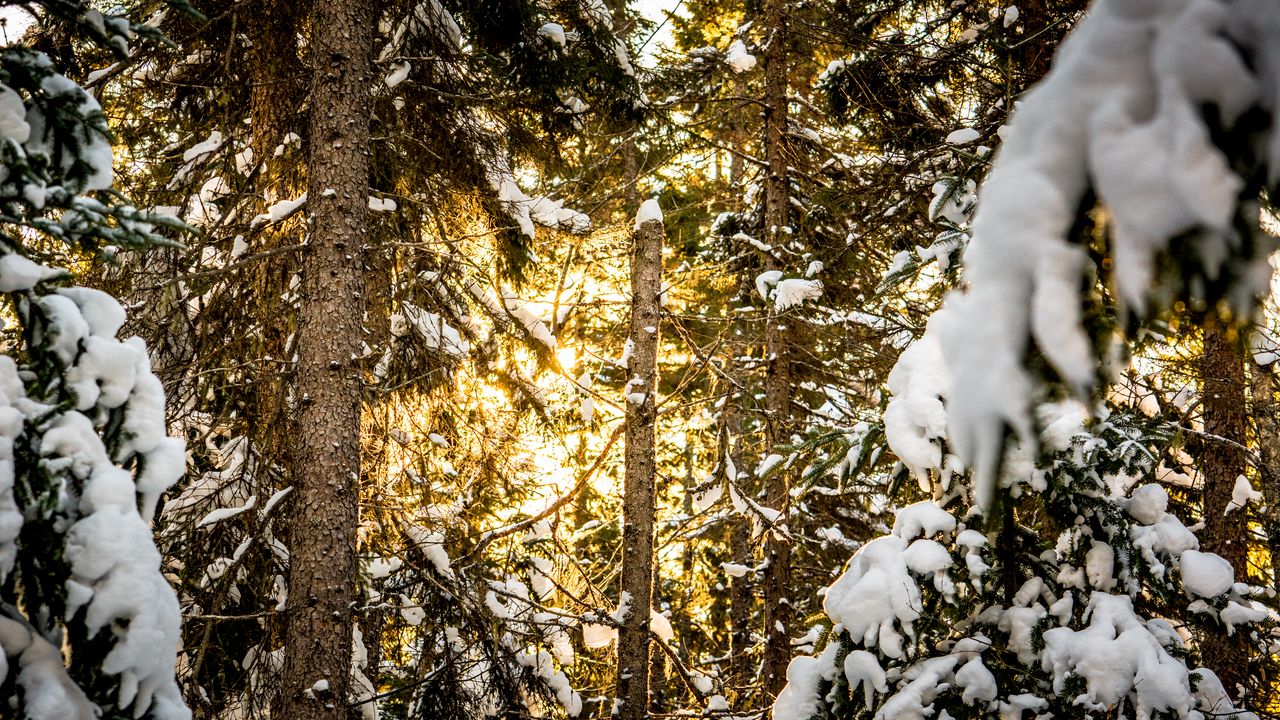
[775,0,1280,716]
[0,1,195,717]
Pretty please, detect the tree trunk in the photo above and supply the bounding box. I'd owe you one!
[616,212,664,720]
[1198,320,1249,698]
[279,0,373,716]
[760,0,794,698]
[724,339,754,696]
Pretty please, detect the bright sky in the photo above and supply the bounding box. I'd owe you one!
[634,0,683,64]
[0,6,34,46]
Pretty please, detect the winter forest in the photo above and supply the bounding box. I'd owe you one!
[9,0,1280,718]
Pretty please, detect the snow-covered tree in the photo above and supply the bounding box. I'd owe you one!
[775,0,1280,717]
[0,1,194,718]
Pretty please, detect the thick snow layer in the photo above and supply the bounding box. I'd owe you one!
[724,40,756,73]
[634,198,662,229]
[11,270,189,718]
[1225,474,1262,514]
[891,501,955,541]
[934,0,1280,510]
[883,330,951,485]
[771,656,824,720]
[1042,593,1196,718]
[773,278,823,311]
[1179,550,1234,598]
[945,127,980,145]
[823,535,920,659]
[0,254,61,292]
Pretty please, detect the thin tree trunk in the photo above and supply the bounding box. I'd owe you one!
[724,342,753,695]
[1198,320,1249,698]
[280,0,373,716]
[616,212,664,720]
[760,0,794,698]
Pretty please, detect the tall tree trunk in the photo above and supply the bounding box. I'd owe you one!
[1198,320,1249,698]
[724,337,753,696]
[616,211,664,720]
[760,0,794,698]
[280,0,373,716]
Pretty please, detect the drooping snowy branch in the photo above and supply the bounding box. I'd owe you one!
[940,0,1280,508]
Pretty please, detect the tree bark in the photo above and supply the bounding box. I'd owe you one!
[279,0,373,716]
[760,0,794,698]
[1198,320,1249,698]
[616,213,663,720]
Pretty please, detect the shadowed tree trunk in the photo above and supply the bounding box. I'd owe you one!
[279,0,373,716]
[616,208,664,720]
[760,0,794,698]
[1198,320,1249,699]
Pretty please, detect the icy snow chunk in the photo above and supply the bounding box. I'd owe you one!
[773,278,823,311]
[722,562,750,578]
[1179,550,1233,598]
[384,62,410,88]
[1225,474,1261,514]
[634,198,662,229]
[755,270,783,300]
[903,538,952,575]
[843,650,887,710]
[368,195,398,212]
[650,611,674,642]
[955,656,997,705]
[1085,541,1116,591]
[250,193,306,226]
[945,127,980,145]
[724,40,756,73]
[772,656,824,720]
[891,501,956,540]
[1002,5,1019,27]
[1127,484,1169,525]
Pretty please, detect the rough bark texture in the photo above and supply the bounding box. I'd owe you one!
[616,215,663,720]
[279,0,373,716]
[1198,321,1249,697]
[760,0,794,698]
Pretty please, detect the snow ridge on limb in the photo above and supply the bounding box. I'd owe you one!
[941,0,1280,510]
